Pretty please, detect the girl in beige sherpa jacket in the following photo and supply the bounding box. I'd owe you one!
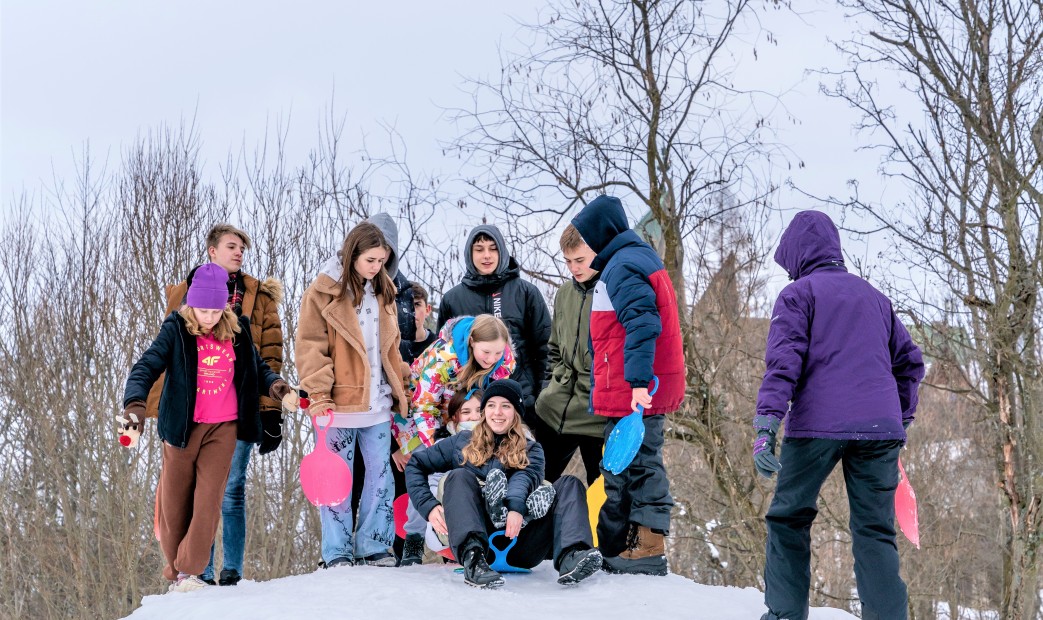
[295,221,409,567]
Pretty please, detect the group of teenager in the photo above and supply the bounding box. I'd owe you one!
[121,196,925,620]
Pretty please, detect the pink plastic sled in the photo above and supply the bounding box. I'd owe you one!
[895,457,920,549]
[393,492,455,561]
[300,415,352,507]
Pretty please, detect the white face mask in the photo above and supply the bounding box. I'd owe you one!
[454,420,479,433]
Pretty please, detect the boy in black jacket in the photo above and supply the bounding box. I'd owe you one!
[437,224,551,424]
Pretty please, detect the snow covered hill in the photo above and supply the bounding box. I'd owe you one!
[124,562,858,619]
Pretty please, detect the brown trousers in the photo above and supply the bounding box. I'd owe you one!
[156,421,237,581]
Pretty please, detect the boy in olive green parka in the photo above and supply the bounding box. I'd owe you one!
[533,225,606,484]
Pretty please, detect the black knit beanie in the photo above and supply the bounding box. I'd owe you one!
[480,379,525,415]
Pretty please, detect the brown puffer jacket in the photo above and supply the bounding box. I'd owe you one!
[295,259,409,418]
[145,272,284,417]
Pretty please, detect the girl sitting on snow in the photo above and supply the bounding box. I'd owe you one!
[405,379,602,589]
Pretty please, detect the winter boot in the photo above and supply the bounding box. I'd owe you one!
[556,546,603,585]
[461,537,504,589]
[483,469,508,528]
[602,524,668,576]
[400,533,425,567]
[218,569,241,586]
[523,483,556,524]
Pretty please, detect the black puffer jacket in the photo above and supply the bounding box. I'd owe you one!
[123,312,282,448]
[405,430,545,520]
[436,225,551,414]
[393,271,421,364]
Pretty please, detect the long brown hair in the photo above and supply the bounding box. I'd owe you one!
[461,399,530,469]
[454,314,511,392]
[179,305,240,342]
[337,221,396,307]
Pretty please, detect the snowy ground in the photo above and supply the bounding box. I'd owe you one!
[124,562,858,620]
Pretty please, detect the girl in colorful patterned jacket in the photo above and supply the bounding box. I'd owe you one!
[392,314,516,562]
[392,314,516,454]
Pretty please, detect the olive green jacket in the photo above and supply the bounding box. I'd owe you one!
[534,275,606,438]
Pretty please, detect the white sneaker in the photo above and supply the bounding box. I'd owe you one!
[168,574,208,593]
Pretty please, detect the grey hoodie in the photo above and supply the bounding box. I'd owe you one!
[366,212,401,279]
[463,224,510,278]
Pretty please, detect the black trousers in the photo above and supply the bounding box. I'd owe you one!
[531,415,604,485]
[597,414,673,557]
[764,437,907,620]
[441,469,593,570]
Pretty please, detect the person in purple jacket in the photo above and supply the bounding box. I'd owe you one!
[753,211,925,620]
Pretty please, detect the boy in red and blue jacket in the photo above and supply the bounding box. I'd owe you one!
[571,195,685,576]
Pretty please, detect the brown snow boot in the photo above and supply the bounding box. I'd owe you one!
[603,524,668,576]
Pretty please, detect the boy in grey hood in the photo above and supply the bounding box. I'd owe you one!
[437,223,551,422]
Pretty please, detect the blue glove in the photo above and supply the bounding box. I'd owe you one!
[902,418,912,430]
[753,414,782,478]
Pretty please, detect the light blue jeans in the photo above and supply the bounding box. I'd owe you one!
[320,422,395,562]
[202,439,252,580]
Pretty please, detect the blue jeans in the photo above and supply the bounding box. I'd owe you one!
[202,439,252,580]
[320,422,395,562]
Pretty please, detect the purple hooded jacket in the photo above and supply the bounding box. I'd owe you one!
[756,211,925,440]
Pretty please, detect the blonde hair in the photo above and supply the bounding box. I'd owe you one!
[461,402,530,469]
[559,224,586,251]
[206,223,252,252]
[454,314,511,392]
[179,305,241,342]
[337,222,397,307]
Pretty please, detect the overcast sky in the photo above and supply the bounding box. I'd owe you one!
[1,1,901,289]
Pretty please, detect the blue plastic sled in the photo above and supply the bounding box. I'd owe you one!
[452,529,531,574]
[488,530,531,573]
[601,376,659,475]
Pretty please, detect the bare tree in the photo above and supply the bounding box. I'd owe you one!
[0,114,456,617]
[823,1,1043,617]
[453,0,785,586]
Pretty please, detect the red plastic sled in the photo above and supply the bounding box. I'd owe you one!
[393,492,455,562]
[895,457,920,549]
[300,415,352,507]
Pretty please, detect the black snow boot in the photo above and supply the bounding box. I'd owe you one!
[557,546,603,585]
[218,569,241,586]
[461,538,504,589]
[400,533,425,567]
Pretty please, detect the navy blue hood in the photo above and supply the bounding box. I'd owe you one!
[571,195,646,271]
[774,210,846,280]
[572,195,630,255]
